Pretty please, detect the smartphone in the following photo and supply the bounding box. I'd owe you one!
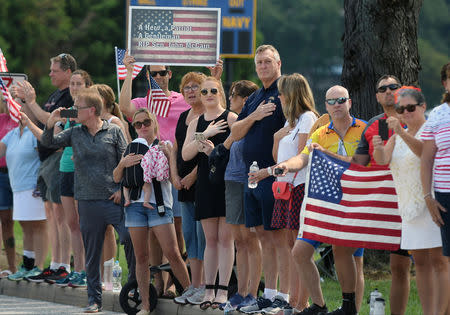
[60,108,78,118]
[274,168,284,176]
[194,132,206,141]
[378,119,389,141]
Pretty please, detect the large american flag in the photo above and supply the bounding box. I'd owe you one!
[115,47,143,80]
[0,49,8,72]
[147,76,170,117]
[299,150,402,250]
[129,8,218,65]
[0,77,21,123]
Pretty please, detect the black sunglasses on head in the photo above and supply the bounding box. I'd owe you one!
[150,70,169,77]
[133,119,152,129]
[326,97,348,105]
[395,103,421,114]
[377,84,400,93]
[200,88,218,96]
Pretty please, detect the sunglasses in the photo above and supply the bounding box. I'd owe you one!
[150,70,169,77]
[395,103,421,114]
[183,85,199,92]
[200,88,218,96]
[326,97,348,105]
[133,119,152,129]
[377,84,400,93]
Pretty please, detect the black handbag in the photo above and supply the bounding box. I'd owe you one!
[208,143,230,184]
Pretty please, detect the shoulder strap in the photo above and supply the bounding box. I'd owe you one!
[150,138,165,215]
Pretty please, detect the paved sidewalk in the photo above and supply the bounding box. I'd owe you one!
[0,278,220,314]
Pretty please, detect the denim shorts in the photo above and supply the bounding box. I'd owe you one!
[244,178,276,230]
[180,201,205,260]
[125,202,174,228]
[299,238,364,257]
[0,172,13,210]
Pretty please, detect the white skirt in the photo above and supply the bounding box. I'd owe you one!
[13,189,46,221]
[400,208,442,250]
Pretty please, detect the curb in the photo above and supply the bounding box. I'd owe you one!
[0,279,221,314]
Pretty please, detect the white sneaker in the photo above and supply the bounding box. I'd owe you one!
[186,285,205,305]
[174,285,197,305]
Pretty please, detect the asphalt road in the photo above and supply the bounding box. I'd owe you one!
[0,295,125,314]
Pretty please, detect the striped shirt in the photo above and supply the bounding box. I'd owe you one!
[421,103,450,192]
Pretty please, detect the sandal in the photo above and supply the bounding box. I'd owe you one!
[211,285,228,309]
[0,270,12,279]
[199,284,216,310]
[161,290,176,299]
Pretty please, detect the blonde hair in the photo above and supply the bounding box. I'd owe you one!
[201,77,227,109]
[90,84,124,120]
[277,73,318,127]
[75,88,103,116]
[132,108,160,138]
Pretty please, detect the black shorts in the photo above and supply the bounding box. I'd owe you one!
[390,248,410,257]
[60,171,74,197]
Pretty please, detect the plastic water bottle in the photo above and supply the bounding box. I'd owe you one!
[369,288,383,315]
[248,161,259,189]
[373,297,385,315]
[112,260,122,293]
[223,301,233,314]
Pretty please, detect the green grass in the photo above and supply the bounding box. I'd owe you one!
[12,222,423,313]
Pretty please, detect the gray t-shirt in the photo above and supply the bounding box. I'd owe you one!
[41,120,126,200]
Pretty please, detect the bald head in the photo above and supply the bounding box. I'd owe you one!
[326,85,349,99]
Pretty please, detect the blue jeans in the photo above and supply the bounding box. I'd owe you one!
[180,201,205,260]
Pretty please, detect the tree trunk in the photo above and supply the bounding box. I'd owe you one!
[341,0,423,120]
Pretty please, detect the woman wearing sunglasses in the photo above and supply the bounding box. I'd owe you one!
[182,77,238,309]
[372,86,448,314]
[113,108,191,315]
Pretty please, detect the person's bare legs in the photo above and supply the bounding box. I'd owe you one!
[30,220,49,269]
[0,210,16,273]
[333,245,357,313]
[390,252,411,315]
[174,216,184,255]
[102,225,116,280]
[129,227,151,312]
[273,229,291,297]
[292,240,326,308]
[214,218,234,304]
[45,201,58,267]
[152,222,190,289]
[123,187,131,207]
[148,229,164,295]
[354,256,365,312]
[19,221,34,263]
[288,230,308,310]
[61,196,84,272]
[53,202,71,267]
[189,258,204,287]
[201,217,220,303]
[255,225,278,298]
[232,224,250,296]
[142,183,154,209]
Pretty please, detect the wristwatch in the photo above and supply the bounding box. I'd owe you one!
[267,167,273,176]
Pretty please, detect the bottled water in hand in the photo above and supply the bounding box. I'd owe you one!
[112,260,122,293]
[248,161,259,189]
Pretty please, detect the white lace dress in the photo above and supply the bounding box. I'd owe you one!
[390,126,442,250]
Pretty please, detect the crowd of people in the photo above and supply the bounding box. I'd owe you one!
[0,46,448,315]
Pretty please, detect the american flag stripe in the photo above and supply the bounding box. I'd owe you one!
[0,48,8,72]
[130,8,218,66]
[0,77,21,123]
[299,150,402,250]
[147,76,171,118]
[115,47,143,80]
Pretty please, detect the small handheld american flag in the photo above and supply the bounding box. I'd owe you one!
[0,77,21,123]
[147,76,171,118]
[0,48,8,72]
[115,47,143,80]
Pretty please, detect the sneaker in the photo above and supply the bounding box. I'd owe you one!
[7,266,29,281]
[240,296,272,314]
[24,267,43,278]
[83,303,102,313]
[55,271,76,287]
[68,271,87,288]
[262,295,290,314]
[236,294,257,311]
[25,267,54,283]
[319,308,352,315]
[295,303,328,315]
[174,285,197,305]
[45,266,69,284]
[186,286,205,305]
[219,293,244,310]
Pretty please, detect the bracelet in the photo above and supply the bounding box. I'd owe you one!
[423,193,432,199]
[267,167,273,176]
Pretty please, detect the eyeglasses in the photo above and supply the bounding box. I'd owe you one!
[395,103,421,114]
[326,97,348,105]
[133,119,152,129]
[150,70,169,77]
[183,85,199,92]
[200,88,218,96]
[377,84,400,93]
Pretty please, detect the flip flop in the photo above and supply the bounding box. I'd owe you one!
[0,270,12,279]
[161,290,176,299]
[199,300,212,310]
